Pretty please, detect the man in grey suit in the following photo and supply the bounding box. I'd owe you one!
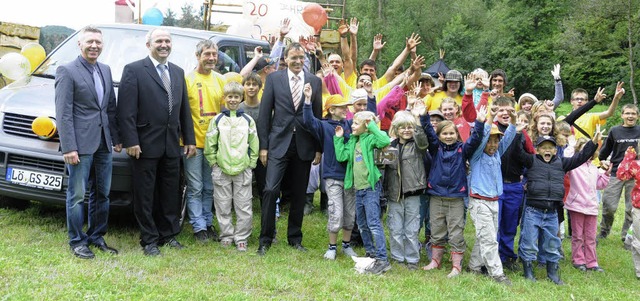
[257,43,322,255]
[55,26,120,259]
[117,28,196,256]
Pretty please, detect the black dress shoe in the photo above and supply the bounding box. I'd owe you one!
[92,242,118,255]
[71,245,95,259]
[256,244,270,256]
[292,243,307,252]
[143,244,161,256]
[162,238,184,249]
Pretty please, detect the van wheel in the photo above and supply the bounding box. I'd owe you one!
[0,196,30,210]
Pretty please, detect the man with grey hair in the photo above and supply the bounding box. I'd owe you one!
[183,39,226,242]
[55,26,121,259]
[118,28,196,256]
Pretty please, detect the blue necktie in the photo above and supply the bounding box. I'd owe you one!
[93,66,104,106]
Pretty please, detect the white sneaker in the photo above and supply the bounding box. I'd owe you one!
[323,249,337,260]
[342,246,358,257]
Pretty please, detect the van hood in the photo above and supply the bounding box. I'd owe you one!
[0,76,57,118]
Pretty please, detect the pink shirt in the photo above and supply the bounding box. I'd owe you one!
[565,161,609,215]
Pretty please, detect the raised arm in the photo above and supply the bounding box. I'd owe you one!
[382,33,421,83]
[240,46,263,77]
[550,64,564,108]
[462,74,478,122]
[349,17,359,71]
[599,82,625,120]
[369,33,385,61]
[338,19,354,80]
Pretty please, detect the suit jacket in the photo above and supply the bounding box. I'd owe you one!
[257,69,322,161]
[55,56,119,155]
[117,57,195,158]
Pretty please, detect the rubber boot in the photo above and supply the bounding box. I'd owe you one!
[522,260,536,282]
[422,246,445,270]
[447,251,464,278]
[546,262,564,285]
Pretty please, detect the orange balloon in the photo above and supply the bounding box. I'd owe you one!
[301,3,328,34]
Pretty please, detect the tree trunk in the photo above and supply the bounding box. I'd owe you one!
[629,0,638,104]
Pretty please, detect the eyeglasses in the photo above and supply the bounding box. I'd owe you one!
[398,126,415,131]
[571,97,587,102]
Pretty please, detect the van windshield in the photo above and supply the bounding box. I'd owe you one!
[34,27,203,83]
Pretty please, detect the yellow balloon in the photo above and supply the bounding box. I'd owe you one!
[31,116,57,139]
[21,43,46,72]
[223,72,242,84]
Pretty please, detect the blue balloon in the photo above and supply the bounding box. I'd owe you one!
[142,8,164,26]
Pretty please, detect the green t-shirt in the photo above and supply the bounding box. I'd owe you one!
[353,141,370,190]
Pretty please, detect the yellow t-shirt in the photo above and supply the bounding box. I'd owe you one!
[573,112,605,140]
[185,70,226,148]
[424,91,463,111]
[346,73,389,100]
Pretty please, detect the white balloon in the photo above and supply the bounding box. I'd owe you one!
[0,53,31,81]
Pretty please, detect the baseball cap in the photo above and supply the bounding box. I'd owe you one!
[489,124,504,136]
[536,135,557,147]
[429,110,445,120]
[350,88,368,104]
[323,94,351,117]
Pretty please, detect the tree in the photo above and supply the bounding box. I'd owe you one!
[163,8,177,27]
[177,3,203,30]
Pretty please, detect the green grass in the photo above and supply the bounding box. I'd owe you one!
[0,196,638,300]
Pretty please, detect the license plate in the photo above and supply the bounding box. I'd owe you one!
[5,167,63,191]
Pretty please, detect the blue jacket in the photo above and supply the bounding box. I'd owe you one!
[302,103,351,180]
[421,114,484,197]
[469,123,516,198]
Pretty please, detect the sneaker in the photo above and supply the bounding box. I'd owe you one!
[342,246,358,257]
[323,249,337,260]
[493,274,512,286]
[503,258,519,271]
[194,230,209,242]
[236,242,247,252]
[206,226,219,242]
[366,259,391,275]
[573,264,587,272]
[406,262,419,271]
[303,203,314,216]
[221,240,232,247]
[588,266,604,272]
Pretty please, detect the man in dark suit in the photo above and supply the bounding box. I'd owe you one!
[117,28,196,256]
[257,43,322,255]
[55,26,120,259]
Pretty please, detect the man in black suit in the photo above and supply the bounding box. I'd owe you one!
[117,28,196,256]
[257,43,322,255]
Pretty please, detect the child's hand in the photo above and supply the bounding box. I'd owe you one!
[411,81,422,98]
[594,87,607,103]
[593,124,605,143]
[464,74,475,94]
[303,83,312,104]
[481,73,490,89]
[411,99,425,118]
[614,81,626,99]
[476,105,487,123]
[516,119,528,133]
[551,64,561,80]
[544,99,554,110]
[508,108,517,125]
[335,125,344,137]
[506,88,515,98]
[362,79,373,93]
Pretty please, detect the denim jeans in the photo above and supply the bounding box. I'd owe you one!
[518,205,562,263]
[355,182,387,261]
[183,148,214,233]
[419,194,431,239]
[66,140,112,247]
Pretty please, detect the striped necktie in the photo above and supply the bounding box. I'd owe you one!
[159,64,173,115]
[291,75,301,110]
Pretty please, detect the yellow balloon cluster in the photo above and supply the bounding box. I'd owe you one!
[21,43,46,72]
[31,116,57,139]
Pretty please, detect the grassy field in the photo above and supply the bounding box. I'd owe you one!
[0,195,638,301]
